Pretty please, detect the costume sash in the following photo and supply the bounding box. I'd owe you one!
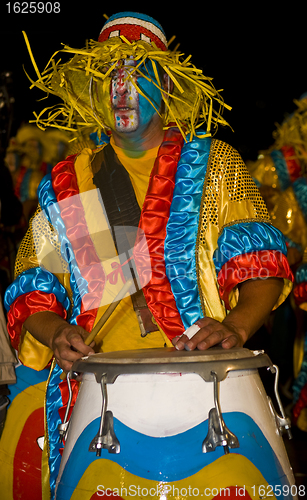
[92,143,141,257]
[92,143,158,334]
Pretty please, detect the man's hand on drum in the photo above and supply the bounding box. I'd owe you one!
[23,311,95,373]
[172,277,284,351]
[172,317,246,351]
[50,322,95,373]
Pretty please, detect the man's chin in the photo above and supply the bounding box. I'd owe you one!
[114,124,139,134]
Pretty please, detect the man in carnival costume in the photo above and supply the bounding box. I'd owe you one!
[247,94,307,432]
[2,12,294,498]
[247,94,307,267]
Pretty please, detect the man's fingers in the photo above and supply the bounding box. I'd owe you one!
[69,334,95,356]
[174,321,220,350]
[221,334,242,349]
[53,327,95,372]
[172,318,244,351]
[190,329,223,350]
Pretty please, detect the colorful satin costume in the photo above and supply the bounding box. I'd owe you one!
[4,128,293,497]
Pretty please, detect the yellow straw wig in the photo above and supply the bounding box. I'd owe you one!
[23,33,232,141]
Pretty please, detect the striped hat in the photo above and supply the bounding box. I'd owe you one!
[98,12,168,51]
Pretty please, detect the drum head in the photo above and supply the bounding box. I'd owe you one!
[72,347,272,383]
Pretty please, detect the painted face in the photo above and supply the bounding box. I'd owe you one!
[111,59,139,132]
[106,58,163,134]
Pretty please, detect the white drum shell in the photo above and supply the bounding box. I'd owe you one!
[57,367,294,484]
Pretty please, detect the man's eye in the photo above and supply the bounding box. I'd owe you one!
[100,67,117,77]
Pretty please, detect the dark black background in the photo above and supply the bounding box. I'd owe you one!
[1,1,306,161]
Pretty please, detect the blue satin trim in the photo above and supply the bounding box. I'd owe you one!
[270,149,291,191]
[293,177,307,222]
[38,175,89,325]
[37,174,55,222]
[295,262,307,285]
[46,363,65,499]
[165,136,211,328]
[38,174,92,498]
[213,222,287,275]
[4,267,70,312]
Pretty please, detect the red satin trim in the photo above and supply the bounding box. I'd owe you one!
[7,291,67,350]
[51,155,106,332]
[135,127,185,340]
[292,383,307,424]
[217,250,294,310]
[293,282,307,306]
[281,145,302,183]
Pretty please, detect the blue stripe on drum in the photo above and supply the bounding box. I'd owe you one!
[56,412,291,499]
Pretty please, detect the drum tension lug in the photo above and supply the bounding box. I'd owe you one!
[268,365,292,440]
[58,371,74,443]
[89,374,120,456]
[89,411,120,456]
[202,371,239,454]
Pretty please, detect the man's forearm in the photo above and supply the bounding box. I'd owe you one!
[23,311,69,350]
[222,277,284,343]
[173,276,284,351]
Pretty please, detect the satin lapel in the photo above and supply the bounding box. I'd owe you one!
[165,136,212,330]
[135,127,185,339]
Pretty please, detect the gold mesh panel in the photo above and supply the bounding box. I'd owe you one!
[15,205,69,278]
[199,139,271,245]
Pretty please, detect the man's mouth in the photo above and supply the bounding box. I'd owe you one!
[114,106,134,111]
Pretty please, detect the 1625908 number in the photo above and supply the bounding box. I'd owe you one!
[6,2,60,13]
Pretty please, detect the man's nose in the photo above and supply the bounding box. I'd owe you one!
[116,82,128,96]
[114,72,130,96]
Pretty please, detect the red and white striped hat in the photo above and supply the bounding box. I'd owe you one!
[98,12,168,51]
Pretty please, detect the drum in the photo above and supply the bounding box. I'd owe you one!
[0,364,49,500]
[55,347,299,500]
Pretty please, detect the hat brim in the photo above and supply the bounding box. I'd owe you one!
[25,36,231,140]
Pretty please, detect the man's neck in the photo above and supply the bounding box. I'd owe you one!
[111,115,164,153]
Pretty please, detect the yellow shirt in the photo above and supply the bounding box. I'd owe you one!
[110,136,159,207]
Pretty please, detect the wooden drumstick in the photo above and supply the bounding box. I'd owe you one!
[59,278,134,380]
[84,278,134,345]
